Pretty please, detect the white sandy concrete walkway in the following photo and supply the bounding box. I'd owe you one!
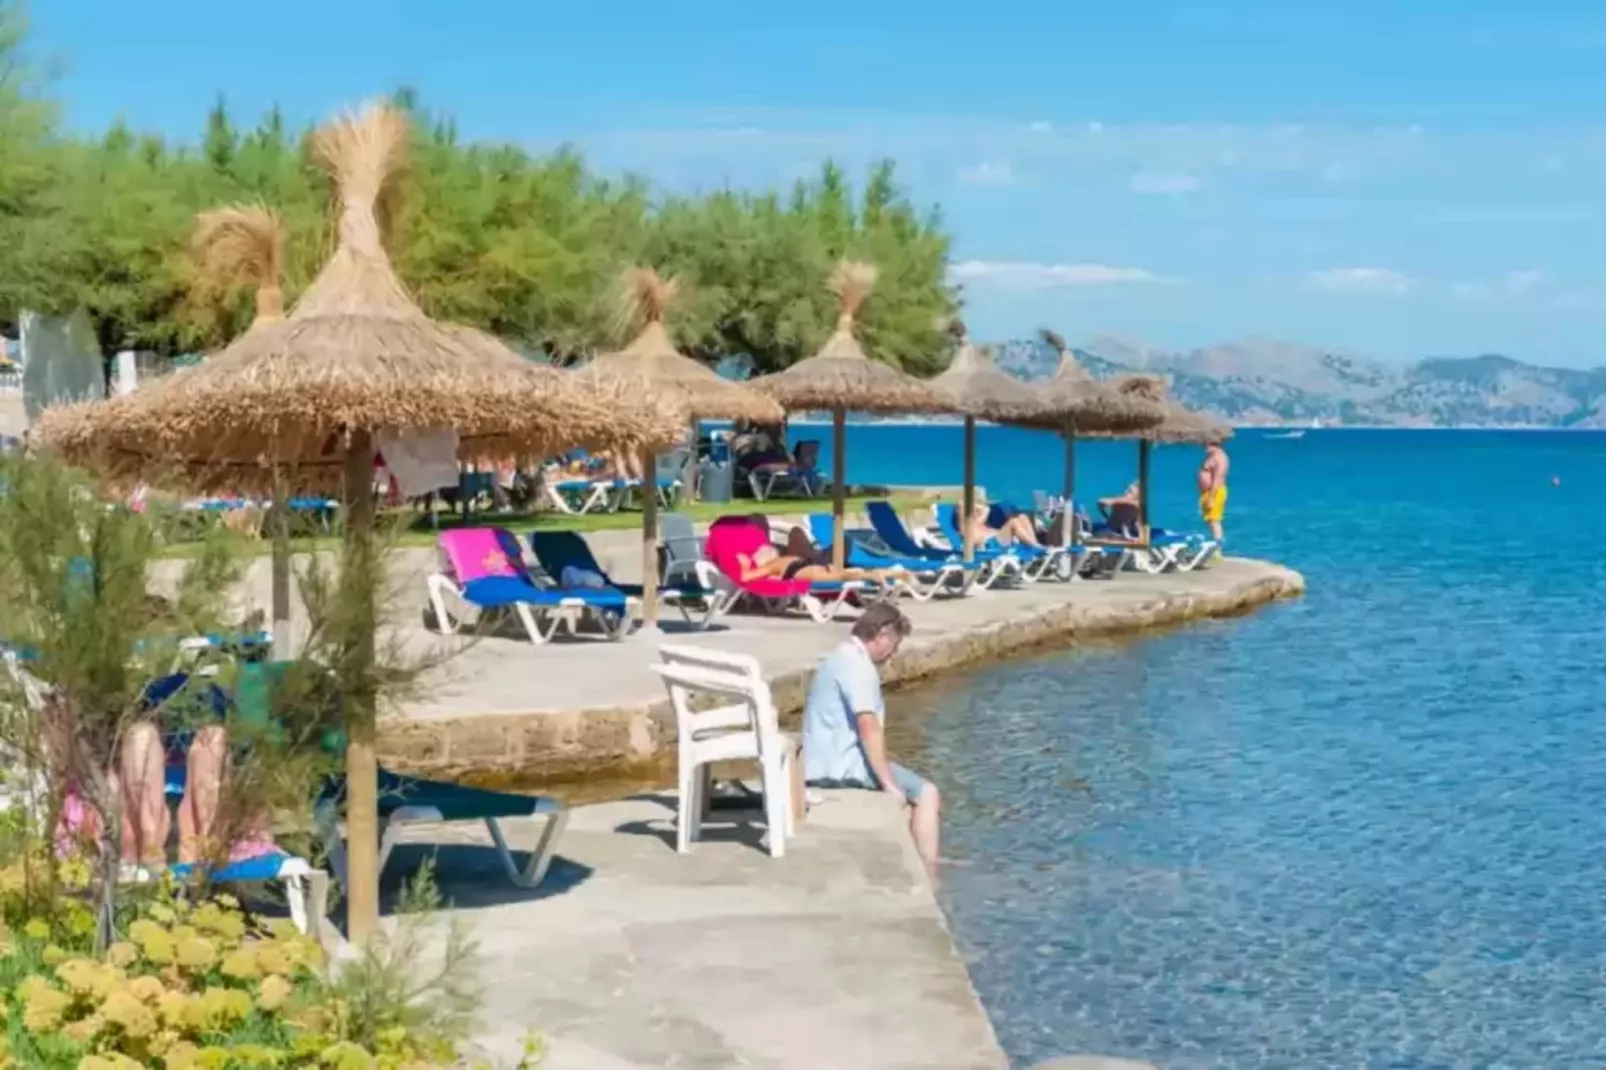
[400,791,1008,1070]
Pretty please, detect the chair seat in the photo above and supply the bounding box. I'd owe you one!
[461,575,628,610]
[371,770,558,821]
[168,850,310,883]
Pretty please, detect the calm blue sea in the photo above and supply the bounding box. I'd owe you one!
[825,425,1606,1069]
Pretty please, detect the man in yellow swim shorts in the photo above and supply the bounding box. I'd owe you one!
[1197,438,1230,548]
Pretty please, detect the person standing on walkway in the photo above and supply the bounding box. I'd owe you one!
[801,602,941,877]
[1198,437,1230,548]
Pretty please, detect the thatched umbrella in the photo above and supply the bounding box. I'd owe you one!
[36,103,684,943]
[751,261,950,569]
[583,267,783,621]
[927,319,1049,561]
[1034,329,1167,541]
[197,205,296,654]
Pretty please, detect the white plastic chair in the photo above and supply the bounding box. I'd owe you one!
[652,646,796,858]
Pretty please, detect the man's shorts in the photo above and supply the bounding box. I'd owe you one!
[809,761,932,804]
[1199,485,1228,524]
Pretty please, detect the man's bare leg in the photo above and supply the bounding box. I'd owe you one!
[119,722,168,867]
[910,782,941,879]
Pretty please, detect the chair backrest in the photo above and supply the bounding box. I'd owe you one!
[705,515,768,577]
[652,656,784,760]
[806,513,836,550]
[660,513,703,567]
[865,501,923,556]
[792,440,821,469]
[704,515,810,594]
[657,448,691,480]
[934,504,965,549]
[527,531,607,582]
[437,527,531,585]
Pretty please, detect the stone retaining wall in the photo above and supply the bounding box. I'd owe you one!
[377,563,1305,791]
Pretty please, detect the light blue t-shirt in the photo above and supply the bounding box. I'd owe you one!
[802,638,884,784]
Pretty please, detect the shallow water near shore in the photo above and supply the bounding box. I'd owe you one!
[863,426,1606,1068]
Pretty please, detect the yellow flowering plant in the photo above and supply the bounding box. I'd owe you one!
[0,876,511,1068]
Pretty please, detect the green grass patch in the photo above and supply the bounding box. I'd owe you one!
[153,492,928,559]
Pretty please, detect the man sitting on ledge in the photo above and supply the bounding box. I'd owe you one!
[801,602,941,877]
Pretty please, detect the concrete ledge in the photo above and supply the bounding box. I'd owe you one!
[378,559,1304,790]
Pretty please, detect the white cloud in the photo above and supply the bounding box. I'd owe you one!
[1304,267,1417,295]
[956,160,1017,186]
[1027,120,1053,133]
[950,260,1180,289]
[1129,169,1201,194]
[1453,269,1547,302]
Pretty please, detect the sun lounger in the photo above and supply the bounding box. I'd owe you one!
[933,503,1071,583]
[527,530,724,629]
[864,501,1021,588]
[747,439,822,501]
[543,477,615,515]
[659,514,741,619]
[315,769,569,893]
[0,654,330,937]
[425,527,634,643]
[804,514,976,601]
[705,516,865,623]
[156,662,571,896]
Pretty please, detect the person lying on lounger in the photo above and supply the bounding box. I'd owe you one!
[47,683,278,869]
[734,541,903,584]
[965,502,1043,549]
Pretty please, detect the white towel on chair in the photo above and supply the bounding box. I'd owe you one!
[376,430,460,497]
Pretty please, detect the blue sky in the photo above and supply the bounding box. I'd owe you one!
[28,0,1606,367]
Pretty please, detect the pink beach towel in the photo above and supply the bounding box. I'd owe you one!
[438,527,529,585]
[705,515,817,598]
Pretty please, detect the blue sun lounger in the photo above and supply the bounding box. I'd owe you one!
[315,769,569,893]
[933,504,1071,582]
[426,528,634,643]
[0,657,330,936]
[804,514,976,600]
[527,530,723,628]
[149,665,570,896]
[864,501,1021,588]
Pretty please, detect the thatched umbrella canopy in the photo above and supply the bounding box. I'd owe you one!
[927,319,1048,560]
[1135,400,1235,445]
[583,267,783,623]
[36,102,684,946]
[1033,328,1168,544]
[37,105,680,492]
[1081,400,1232,534]
[751,261,952,568]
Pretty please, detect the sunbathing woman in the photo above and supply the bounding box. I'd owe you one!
[965,502,1043,549]
[735,541,903,585]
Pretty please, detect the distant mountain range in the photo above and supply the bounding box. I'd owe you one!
[991,335,1606,429]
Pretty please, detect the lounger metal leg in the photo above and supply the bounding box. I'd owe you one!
[486,810,571,889]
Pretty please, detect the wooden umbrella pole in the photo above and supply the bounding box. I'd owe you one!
[341,431,380,944]
[1138,439,1152,538]
[1061,430,1076,548]
[642,446,660,625]
[270,474,292,661]
[961,416,976,564]
[831,408,846,571]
